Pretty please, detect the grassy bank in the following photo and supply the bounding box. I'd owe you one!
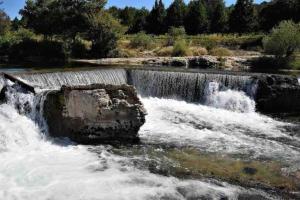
[117,33,263,58]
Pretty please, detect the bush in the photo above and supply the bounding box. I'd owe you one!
[8,39,66,62]
[130,32,153,49]
[190,47,208,56]
[71,39,90,58]
[209,47,233,57]
[263,21,300,58]
[167,26,186,46]
[155,46,173,57]
[172,39,191,57]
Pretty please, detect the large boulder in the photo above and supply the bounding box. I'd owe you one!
[252,75,300,113]
[43,84,147,144]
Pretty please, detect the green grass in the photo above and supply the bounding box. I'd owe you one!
[289,53,300,70]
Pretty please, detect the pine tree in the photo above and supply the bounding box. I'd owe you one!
[146,0,166,34]
[229,0,257,33]
[165,0,187,28]
[184,0,208,35]
[128,8,149,34]
[210,0,227,33]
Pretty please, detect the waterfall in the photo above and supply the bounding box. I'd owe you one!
[204,82,256,113]
[130,69,253,102]
[15,69,128,90]
[0,73,4,91]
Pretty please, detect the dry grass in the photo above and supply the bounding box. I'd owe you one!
[210,47,233,57]
[190,46,208,56]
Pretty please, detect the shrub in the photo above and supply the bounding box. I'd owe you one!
[71,39,90,58]
[8,39,66,62]
[263,21,300,58]
[209,47,233,57]
[172,39,191,57]
[130,32,153,49]
[190,47,208,56]
[155,46,173,57]
[167,26,186,45]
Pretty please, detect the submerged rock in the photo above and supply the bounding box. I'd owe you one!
[43,84,147,144]
[252,75,300,113]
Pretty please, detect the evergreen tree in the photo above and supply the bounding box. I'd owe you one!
[119,7,138,26]
[184,0,208,35]
[128,8,149,34]
[259,0,297,31]
[146,0,166,35]
[165,0,187,28]
[210,0,227,33]
[229,0,257,33]
[0,9,10,35]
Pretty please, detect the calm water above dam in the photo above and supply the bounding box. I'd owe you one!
[0,67,300,200]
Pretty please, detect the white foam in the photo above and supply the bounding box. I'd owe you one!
[204,82,255,113]
[140,97,300,166]
[0,104,274,200]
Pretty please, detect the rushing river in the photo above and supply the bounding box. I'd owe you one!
[0,68,300,199]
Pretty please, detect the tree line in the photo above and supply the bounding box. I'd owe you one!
[109,0,300,35]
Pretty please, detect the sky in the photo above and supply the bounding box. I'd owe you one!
[1,0,268,19]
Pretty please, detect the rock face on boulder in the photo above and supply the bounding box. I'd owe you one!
[43,84,147,144]
[252,75,300,113]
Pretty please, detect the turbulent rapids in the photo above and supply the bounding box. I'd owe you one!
[0,68,300,200]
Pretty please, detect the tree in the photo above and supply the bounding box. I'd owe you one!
[20,0,106,38]
[259,0,299,32]
[184,0,208,35]
[165,0,187,28]
[263,21,300,58]
[229,0,257,33]
[87,11,121,58]
[0,9,10,35]
[118,7,138,26]
[146,0,166,35]
[210,0,227,33]
[128,8,149,34]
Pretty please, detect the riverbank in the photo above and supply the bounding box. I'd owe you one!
[72,55,259,71]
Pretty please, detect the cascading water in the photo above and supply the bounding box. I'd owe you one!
[130,70,255,102]
[0,82,278,200]
[16,69,128,90]
[0,73,4,91]
[204,81,256,113]
[1,68,300,199]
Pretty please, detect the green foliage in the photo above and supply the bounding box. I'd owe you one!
[70,39,90,59]
[128,8,149,34]
[259,0,300,32]
[146,0,166,35]
[229,0,257,33]
[167,26,186,45]
[20,0,106,38]
[118,6,138,26]
[172,39,190,57]
[210,0,227,33]
[263,21,300,58]
[0,9,10,35]
[87,13,119,58]
[184,0,208,35]
[165,0,187,28]
[130,32,153,49]
[8,39,66,63]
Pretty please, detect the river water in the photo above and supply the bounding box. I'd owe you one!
[0,67,299,199]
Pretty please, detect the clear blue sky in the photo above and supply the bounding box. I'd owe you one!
[1,0,268,19]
